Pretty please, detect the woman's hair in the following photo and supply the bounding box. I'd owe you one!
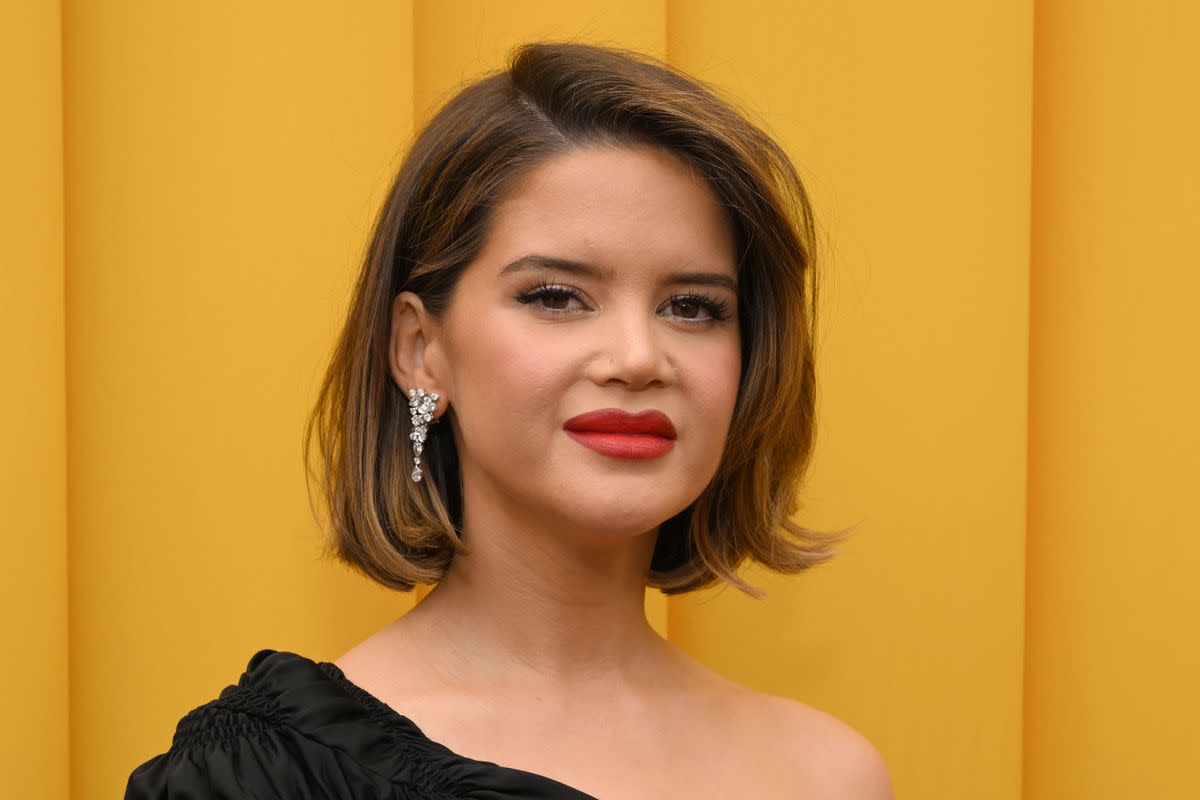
[304,40,851,598]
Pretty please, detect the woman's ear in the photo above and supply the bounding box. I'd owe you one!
[389,291,448,415]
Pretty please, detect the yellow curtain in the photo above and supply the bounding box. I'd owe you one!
[1025,2,1200,797]
[4,1,1195,797]
[3,2,69,799]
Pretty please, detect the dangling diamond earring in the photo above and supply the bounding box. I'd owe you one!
[408,387,439,483]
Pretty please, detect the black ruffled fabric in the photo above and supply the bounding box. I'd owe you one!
[125,649,598,799]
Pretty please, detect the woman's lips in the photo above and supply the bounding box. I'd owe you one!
[562,408,677,460]
[564,430,676,460]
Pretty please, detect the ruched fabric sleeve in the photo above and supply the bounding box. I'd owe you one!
[126,649,598,799]
[124,681,394,799]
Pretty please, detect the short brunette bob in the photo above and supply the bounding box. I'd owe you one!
[305,41,850,597]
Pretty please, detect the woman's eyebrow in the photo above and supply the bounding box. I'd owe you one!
[498,253,738,292]
[666,271,738,292]
[499,254,601,279]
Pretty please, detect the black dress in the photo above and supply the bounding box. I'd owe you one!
[125,648,599,799]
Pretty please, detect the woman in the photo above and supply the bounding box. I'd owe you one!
[126,41,893,799]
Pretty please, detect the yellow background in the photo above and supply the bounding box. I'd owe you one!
[4,1,1196,798]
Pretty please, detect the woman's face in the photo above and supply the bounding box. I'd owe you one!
[433,144,741,541]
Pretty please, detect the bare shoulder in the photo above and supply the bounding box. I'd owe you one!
[659,643,893,798]
[748,691,895,799]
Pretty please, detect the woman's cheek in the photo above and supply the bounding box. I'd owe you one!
[477,322,570,392]
[694,342,741,435]
[687,328,739,380]
[463,319,577,448]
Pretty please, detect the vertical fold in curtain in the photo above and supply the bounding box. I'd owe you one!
[1025,2,1200,797]
[1,2,69,799]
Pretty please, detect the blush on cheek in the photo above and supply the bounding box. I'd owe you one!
[486,341,540,383]
[473,322,578,397]
[701,346,741,414]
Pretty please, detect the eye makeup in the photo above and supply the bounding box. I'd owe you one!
[513,278,732,324]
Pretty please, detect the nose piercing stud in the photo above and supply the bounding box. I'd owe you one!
[408,388,439,483]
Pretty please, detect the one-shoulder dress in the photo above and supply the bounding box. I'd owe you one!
[125,648,599,799]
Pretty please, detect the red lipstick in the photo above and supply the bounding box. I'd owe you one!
[562,408,677,460]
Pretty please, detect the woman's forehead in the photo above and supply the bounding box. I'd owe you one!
[481,146,737,274]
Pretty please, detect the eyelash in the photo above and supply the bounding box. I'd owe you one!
[514,279,732,324]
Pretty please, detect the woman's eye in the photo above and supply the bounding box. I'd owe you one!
[671,299,705,319]
[665,295,730,323]
[538,289,576,311]
[515,284,585,314]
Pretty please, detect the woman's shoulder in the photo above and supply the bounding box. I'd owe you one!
[734,685,894,799]
[124,649,402,799]
[672,653,892,799]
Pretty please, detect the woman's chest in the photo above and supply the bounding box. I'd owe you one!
[540,750,797,800]
[421,705,806,799]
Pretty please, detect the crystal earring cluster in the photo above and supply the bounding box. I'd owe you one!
[408,388,438,483]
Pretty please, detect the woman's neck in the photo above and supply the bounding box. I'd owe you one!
[400,510,668,692]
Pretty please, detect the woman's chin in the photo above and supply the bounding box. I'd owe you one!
[544,495,691,539]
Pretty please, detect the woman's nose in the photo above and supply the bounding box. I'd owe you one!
[590,307,671,389]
